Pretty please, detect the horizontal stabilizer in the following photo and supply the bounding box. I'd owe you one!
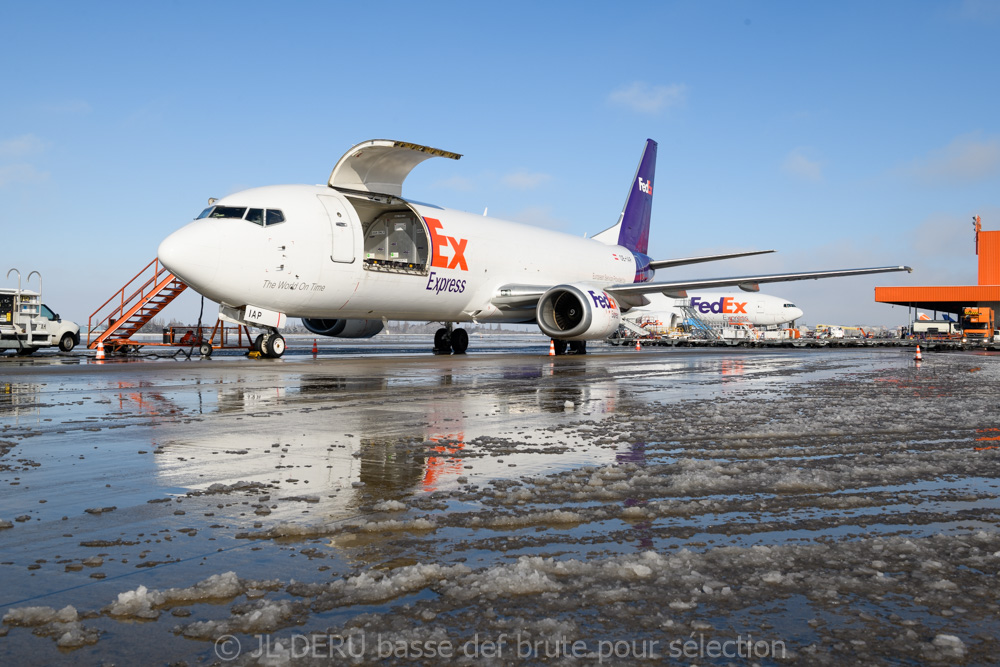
[606,265,912,298]
[649,249,774,270]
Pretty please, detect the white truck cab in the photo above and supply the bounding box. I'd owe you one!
[0,281,80,355]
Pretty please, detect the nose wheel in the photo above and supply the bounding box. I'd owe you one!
[255,330,286,358]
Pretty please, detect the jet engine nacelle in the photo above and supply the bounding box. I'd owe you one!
[301,318,384,339]
[536,284,621,341]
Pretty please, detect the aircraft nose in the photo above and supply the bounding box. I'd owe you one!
[157,222,220,290]
[791,307,804,321]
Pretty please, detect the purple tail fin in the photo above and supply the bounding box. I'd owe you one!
[593,139,657,254]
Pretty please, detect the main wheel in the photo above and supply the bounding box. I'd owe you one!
[199,343,213,357]
[16,347,38,356]
[59,333,76,352]
[552,339,568,355]
[252,334,264,353]
[433,327,451,354]
[451,328,469,354]
[569,340,587,355]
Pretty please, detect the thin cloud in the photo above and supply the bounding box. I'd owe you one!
[958,0,1000,22]
[509,205,569,231]
[0,164,50,187]
[608,82,686,114]
[432,175,477,192]
[904,132,1000,185]
[782,147,823,182]
[910,212,978,259]
[502,171,552,190]
[0,134,49,159]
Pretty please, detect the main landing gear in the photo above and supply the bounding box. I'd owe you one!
[550,340,587,355]
[433,324,469,355]
[252,329,286,359]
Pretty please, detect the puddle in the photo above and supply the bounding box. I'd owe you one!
[1,347,998,664]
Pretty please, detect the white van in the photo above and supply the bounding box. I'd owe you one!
[0,287,80,355]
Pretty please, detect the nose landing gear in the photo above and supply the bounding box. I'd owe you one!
[253,329,286,359]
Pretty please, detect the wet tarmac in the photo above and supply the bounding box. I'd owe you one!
[1,340,998,665]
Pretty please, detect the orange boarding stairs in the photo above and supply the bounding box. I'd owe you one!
[88,259,187,351]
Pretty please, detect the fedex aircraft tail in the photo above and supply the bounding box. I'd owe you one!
[593,138,657,254]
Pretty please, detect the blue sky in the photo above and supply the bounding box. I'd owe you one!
[2,1,999,327]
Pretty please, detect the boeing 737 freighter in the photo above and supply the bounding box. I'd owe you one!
[157,139,910,357]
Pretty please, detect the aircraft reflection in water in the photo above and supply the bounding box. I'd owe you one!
[720,359,746,380]
[111,380,179,416]
[148,367,622,518]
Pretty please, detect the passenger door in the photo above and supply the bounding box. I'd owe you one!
[317,195,356,264]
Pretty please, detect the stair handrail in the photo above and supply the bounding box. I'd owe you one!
[87,259,173,346]
[679,305,719,340]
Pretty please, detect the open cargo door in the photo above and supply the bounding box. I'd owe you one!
[328,140,461,198]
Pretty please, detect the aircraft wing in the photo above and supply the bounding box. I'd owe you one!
[648,249,774,270]
[491,265,911,312]
[605,265,913,299]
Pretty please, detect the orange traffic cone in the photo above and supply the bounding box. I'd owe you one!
[635,338,641,351]
[914,344,922,361]
[311,339,318,355]
[96,340,105,361]
[549,339,556,356]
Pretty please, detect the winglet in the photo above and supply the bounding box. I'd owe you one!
[593,139,657,254]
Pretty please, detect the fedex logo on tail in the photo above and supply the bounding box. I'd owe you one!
[637,177,652,195]
[691,296,747,314]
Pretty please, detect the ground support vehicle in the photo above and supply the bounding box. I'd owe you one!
[1,271,80,355]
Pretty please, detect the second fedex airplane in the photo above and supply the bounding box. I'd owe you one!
[157,138,909,357]
[626,291,804,331]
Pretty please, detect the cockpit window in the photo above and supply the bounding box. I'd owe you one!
[246,208,264,225]
[196,205,284,226]
[208,206,247,219]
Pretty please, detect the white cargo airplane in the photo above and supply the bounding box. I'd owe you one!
[626,291,804,331]
[157,139,910,357]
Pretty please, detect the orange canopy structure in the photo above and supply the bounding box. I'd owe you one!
[876,216,1000,315]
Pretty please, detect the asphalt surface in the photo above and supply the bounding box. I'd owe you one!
[1,341,998,665]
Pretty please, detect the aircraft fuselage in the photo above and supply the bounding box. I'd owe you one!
[158,185,640,324]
